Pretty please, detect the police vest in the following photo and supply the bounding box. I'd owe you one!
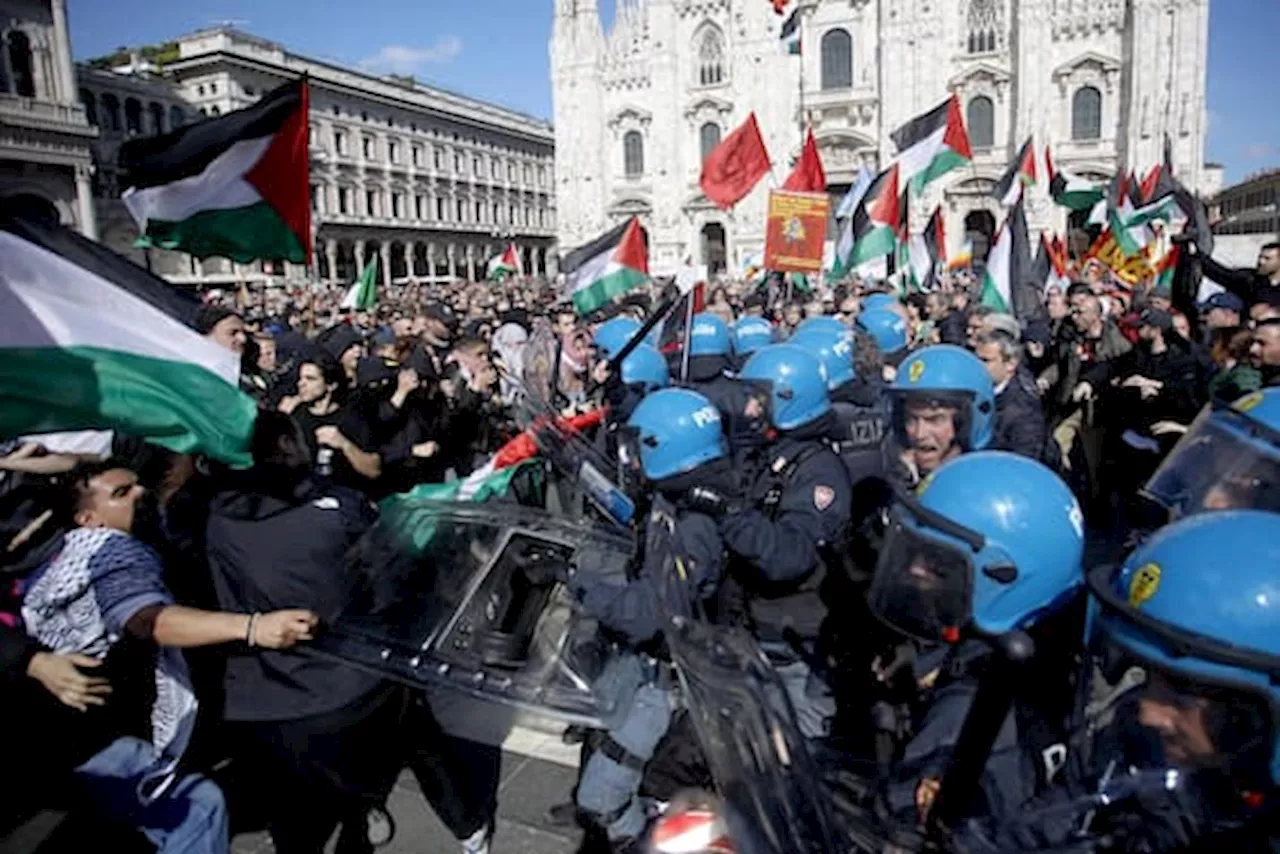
[830,399,888,486]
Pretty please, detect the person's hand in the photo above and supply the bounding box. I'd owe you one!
[411,441,439,459]
[396,368,420,398]
[278,395,301,414]
[1138,382,1161,400]
[315,426,348,450]
[915,777,942,823]
[1071,382,1094,402]
[252,610,319,649]
[1036,375,1052,394]
[27,652,111,712]
[683,486,736,518]
[883,364,897,383]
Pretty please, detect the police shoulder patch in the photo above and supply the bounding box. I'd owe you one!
[908,359,926,383]
[814,485,835,511]
[1128,562,1161,608]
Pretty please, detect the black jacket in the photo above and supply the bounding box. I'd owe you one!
[1200,253,1279,308]
[993,367,1048,462]
[205,474,383,722]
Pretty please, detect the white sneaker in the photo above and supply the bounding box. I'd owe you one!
[461,824,493,854]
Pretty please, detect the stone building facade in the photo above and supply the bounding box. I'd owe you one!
[0,0,96,237]
[550,0,1212,274]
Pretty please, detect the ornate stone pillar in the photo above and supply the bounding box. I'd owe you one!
[325,239,338,285]
[465,244,476,281]
[379,242,392,288]
[50,0,77,102]
[403,241,416,279]
[446,243,457,280]
[74,164,97,240]
[354,239,367,276]
[425,242,436,281]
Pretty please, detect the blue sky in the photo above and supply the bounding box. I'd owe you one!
[67,0,1277,184]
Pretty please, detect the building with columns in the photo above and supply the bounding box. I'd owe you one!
[0,0,97,238]
[74,27,557,289]
[551,0,1212,275]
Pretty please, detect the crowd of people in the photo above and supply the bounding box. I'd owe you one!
[3,230,1280,854]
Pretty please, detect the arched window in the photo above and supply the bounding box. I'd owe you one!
[700,122,722,162]
[967,95,994,149]
[149,102,165,135]
[80,89,97,126]
[8,31,35,97]
[124,98,142,135]
[966,0,1002,54]
[100,94,121,132]
[820,29,853,90]
[1072,86,1102,141]
[169,105,185,129]
[623,130,644,178]
[210,106,221,116]
[696,26,725,87]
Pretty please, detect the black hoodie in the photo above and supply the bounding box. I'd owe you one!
[205,473,382,721]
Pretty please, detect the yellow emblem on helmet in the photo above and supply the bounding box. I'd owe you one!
[1235,391,1264,413]
[1128,562,1162,608]
[908,359,926,384]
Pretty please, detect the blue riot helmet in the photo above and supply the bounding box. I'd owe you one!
[868,451,1084,643]
[689,313,733,358]
[1142,389,1280,519]
[862,292,900,312]
[788,327,856,391]
[791,315,848,340]
[889,345,996,470]
[855,308,909,356]
[625,388,729,481]
[593,316,642,361]
[738,344,831,431]
[618,344,670,394]
[731,316,774,359]
[1085,510,1280,789]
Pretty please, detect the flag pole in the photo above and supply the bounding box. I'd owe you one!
[797,12,805,146]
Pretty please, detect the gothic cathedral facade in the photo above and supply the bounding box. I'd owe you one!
[550,0,1211,276]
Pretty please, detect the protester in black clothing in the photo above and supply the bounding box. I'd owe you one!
[974,331,1048,462]
[286,358,382,493]
[1251,316,1280,387]
[204,412,491,854]
[1189,240,1280,307]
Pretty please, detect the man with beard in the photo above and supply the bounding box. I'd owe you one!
[1251,316,1280,387]
[21,462,316,854]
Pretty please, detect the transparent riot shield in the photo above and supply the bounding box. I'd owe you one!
[308,500,633,727]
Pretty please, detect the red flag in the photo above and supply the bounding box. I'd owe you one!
[1139,164,1163,204]
[700,113,772,210]
[770,0,788,13]
[782,129,826,193]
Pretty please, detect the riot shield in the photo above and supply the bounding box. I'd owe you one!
[308,500,633,726]
[665,617,851,854]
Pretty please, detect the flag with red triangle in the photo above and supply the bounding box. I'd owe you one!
[782,129,826,192]
[992,136,1037,206]
[486,243,522,281]
[890,95,973,195]
[831,164,900,276]
[119,78,311,264]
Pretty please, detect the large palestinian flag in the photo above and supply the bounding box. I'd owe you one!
[980,198,1036,320]
[832,164,900,276]
[890,96,972,195]
[119,79,311,264]
[487,243,522,281]
[0,212,257,466]
[561,217,649,315]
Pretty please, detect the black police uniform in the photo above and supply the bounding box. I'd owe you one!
[829,380,891,488]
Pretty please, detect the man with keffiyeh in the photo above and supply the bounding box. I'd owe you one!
[21,461,317,854]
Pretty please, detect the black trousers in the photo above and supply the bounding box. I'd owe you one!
[242,684,488,854]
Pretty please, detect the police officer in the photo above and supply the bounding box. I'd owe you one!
[688,344,853,738]
[566,388,731,853]
[887,345,997,487]
[683,313,770,459]
[730,315,774,369]
[594,316,643,362]
[789,325,890,488]
[856,307,911,368]
[866,451,1086,824]
[594,344,671,474]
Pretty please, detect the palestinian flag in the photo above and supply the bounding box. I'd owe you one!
[992,137,1037,207]
[779,6,801,54]
[562,217,649,315]
[1153,244,1180,292]
[119,78,311,264]
[979,198,1035,318]
[890,96,972,195]
[340,260,378,310]
[832,164,900,276]
[908,207,946,291]
[1046,146,1104,212]
[487,243,522,281]
[1031,233,1070,292]
[0,211,257,467]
